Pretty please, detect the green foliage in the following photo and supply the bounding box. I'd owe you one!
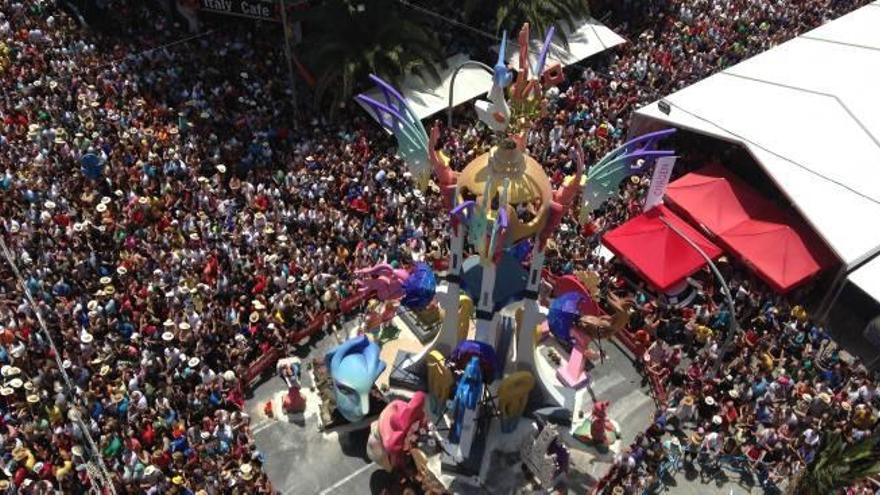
[787,432,880,495]
[299,0,447,112]
[463,0,591,44]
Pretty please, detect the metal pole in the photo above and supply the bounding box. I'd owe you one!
[279,0,298,126]
[447,60,494,128]
[658,216,738,379]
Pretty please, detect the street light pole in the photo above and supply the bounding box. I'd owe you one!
[657,215,738,379]
[278,0,298,127]
[447,60,494,128]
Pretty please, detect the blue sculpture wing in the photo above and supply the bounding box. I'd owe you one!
[355,75,430,185]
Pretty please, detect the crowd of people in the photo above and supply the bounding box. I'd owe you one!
[0,0,872,493]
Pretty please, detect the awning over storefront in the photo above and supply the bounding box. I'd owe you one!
[666,164,834,293]
[602,205,722,292]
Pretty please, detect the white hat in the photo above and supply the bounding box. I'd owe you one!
[62,359,72,369]
[44,200,56,210]
[100,196,111,205]
[223,370,236,382]
[216,164,227,174]
[96,203,107,213]
[163,319,175,328]
[99,276,112,285]
[179,322,191,331]
[5,367,19,377]
[144,465,157,477]
[26,394,39,404]
[704,396,716,406]
[80,333,94,344]
[239,463,254,480]
[87,300,99,311]
[161,331,175,342]
[200,431,210,440]
[73,222,84,232]
[116,266,127,276]
[249,312,259,323]
[0,388,13,397]
[8,378,23,389]
[188,357,200,368]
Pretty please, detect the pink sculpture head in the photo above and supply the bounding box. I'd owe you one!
[376,391,427,470]
[355,263,410,301]
[593,400,610,419]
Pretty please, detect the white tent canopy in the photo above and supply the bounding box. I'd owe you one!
[357,17,624,123]
[850,255,880,304]
[356,53,493,123]
[507,16,626,72]
[630,3,880,273]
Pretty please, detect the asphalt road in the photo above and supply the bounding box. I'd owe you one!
[248,330,658,494]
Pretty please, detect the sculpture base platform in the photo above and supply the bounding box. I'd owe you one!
[389,350,426,391]
[310,361,388,432]
[570,415,622,454]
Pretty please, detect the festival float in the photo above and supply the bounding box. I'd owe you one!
[304,22,676,493]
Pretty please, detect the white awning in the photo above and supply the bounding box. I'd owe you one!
[356,53,493,123]
[508,16,626,71]
[630,3,880,269]
[850,255,880,305]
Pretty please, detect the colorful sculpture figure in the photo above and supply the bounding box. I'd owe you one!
[475,31,513,132]
[368,391,427,471]
[356,262,437,311]
[426,351,454,415]
[539,144,585,248]
[450,356,483,443]
[355,263,411,301]
[325,335,386,423]
[578,128,677,222]
[572,400,620,451]
[355,76,432,190]
[498,371,535,433]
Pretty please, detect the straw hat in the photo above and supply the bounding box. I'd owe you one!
[87,300,99,311]
[24,381,34,392]
[45,200,56,210]
[188,357,200,368]
[116,266,127,276]
[164,319,175,328]
[1,366,12,377]
[249,312,260,323]
[0,388,13,397]
[8,378,23,389]
[12,446,29,461]
[239,463,254,480]
[100,365,111,376]
[7,366,22,377]
[818,392,832,405]
[161,331,175,342]
[179,322,191,331]
[143,465,157,477]
[26,394,39,404]
[172,475,184,485]
[99,276,112,285]
[103,285,115,295]
[681,395,695,407]
[138,196,149,205]
[252,300,265,310]
[96,203,107,213]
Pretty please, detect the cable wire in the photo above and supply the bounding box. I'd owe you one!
[0,238,117,495]
[391,0,500,42]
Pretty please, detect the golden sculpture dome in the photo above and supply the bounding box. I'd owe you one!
[456,139,552,246]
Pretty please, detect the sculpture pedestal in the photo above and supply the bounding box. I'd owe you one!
[556,345,599,389]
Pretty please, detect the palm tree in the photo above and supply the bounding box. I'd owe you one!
[785,432,880,495]
[299,0,446,113]
[462,0,591,45]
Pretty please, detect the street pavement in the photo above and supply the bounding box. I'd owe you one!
[248,328,658,494]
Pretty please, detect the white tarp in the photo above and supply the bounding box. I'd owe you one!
[508,16,626,71]
[357,53,493,123]
[850,255,880,305]
[630,4,880,270]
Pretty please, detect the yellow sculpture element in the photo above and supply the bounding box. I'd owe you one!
[579,293,633,340]
[427,350,454,412]
[574,270,601,298]
[458,294,474,343]
[498,371,535,431]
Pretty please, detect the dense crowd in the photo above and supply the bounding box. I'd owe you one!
[0,0,871,493]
